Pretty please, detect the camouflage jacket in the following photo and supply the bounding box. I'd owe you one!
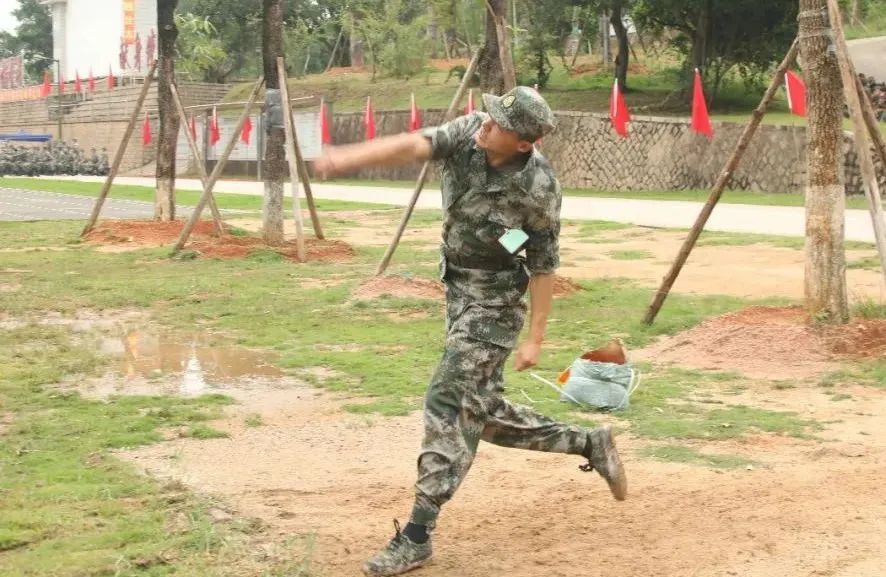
[422,111,562,276]
[422,112,562,349]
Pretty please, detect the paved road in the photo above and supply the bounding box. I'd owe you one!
[36,175,885,244]
[848,36,886,80]
[0,187,171,221]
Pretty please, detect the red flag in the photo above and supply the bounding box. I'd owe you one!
[464,88,474,115]
[189,115,197,141]
[364,96,376,141]
[142,111,152,145]
[107,65,115,90]
[241,115,253,145]
[785,70,807,117]
[41,70,51,97]
[88,68,95,93]
[319,98,331,145]
[610,79,630,138]
[58,72,65,94]
[74,71,82,94]
[691,69,713,139]
[210,107,220,146]
[409,93,422,133]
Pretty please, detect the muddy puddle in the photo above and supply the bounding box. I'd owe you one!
[79,327,294,398]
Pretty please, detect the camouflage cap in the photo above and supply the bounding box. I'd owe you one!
[482,86,556,142]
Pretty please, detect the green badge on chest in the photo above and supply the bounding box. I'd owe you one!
[498,228,529,254]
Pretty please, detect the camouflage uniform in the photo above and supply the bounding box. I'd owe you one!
[0,140,109,177]
[411,89,587,529]
[364,87,626,577]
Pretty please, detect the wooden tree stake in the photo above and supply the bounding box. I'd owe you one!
[375,49,482,276]
[643,39,801,325]
[82,61,157,236]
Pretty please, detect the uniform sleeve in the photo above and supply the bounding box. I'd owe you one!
[523,178,561,275]
[421,112,483,161]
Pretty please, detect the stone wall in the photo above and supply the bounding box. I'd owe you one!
[329,108,886,197]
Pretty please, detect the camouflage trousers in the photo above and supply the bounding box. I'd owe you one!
[410,261,588,528]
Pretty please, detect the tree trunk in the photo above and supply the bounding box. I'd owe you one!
[799,0,849,322]
[850,0,862,25]
[691,0,711,70]
[428,5,439,59]
[600,12,610,67]
[349,14,364,68]
[478,0,505,94]
[262,0,285,246]
[610,0,629,89]
[155,0,178,221]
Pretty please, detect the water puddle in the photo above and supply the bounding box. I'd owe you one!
[91,330,287,398]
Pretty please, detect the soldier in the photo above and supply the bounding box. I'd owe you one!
[315,86,627,577]
[98,148,110,175]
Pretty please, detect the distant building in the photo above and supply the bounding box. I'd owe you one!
[42,0,156,80]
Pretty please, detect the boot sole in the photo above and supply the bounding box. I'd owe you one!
[598,426,628,501]
[362,556,432,576]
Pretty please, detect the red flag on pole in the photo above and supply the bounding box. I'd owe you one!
[364,96,376,141]
[464,88,474,115]
[319,98,331,145]
[58,72,65,94]
[107,65,115,90]
[88,68,95,93]
[241,115,253,145]
[610,79,630,138]
[691,69,713,139]
[210,106,220,146]
[74,71,82,94]
[409,93,422,132]
[142,111,152,145]
[189,115,197,141]
[41,70,51,97]
[785,70,807,117]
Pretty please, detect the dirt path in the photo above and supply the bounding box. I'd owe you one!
[116,377,886,577]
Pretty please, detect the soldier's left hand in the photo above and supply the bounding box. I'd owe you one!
[513,341,541,371]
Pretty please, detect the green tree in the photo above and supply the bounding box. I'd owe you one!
[361,0,430,78]
[174,13,227,81]
[0,0,52,81]
[633,0,797,101]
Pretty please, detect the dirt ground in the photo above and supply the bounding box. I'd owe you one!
[115,370,886,577]
[85,220,355,263]
[79,216,886,576]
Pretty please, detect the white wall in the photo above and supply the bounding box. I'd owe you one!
[62,0,156,79]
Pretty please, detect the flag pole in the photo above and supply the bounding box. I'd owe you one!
[643,38,800,325]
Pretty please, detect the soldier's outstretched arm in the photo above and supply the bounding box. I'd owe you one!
[314,133,432,178]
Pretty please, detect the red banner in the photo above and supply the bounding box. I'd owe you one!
[0,55,25,90]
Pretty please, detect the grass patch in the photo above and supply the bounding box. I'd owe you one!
[574,220,633,237]
[244,413,263,427]
[0,324,307,576]
[819,360,886,389]
[853,297,886,319]
[186,424,230,439]
[608,249,654,260]
[640,444,758,470]
[848,255,882,271]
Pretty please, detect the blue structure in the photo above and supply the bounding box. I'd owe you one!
[0,132,52,143]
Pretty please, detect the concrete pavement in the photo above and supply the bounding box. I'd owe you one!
[37,175,885,244]
[0,186,180,221]
[848,36,886,81]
